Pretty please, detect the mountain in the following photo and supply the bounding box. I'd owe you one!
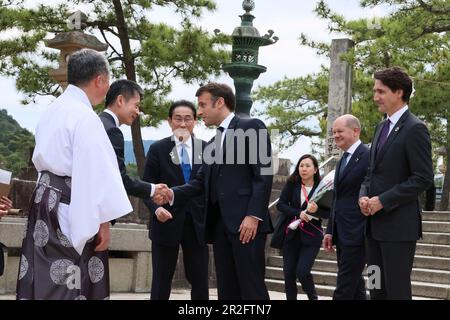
[0,109,35,175]
[124,140,155,164]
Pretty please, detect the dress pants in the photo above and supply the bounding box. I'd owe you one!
[282,231,320,300]
[210,205,269,300]
[366,235,416,300]
[151,214,209,300]
[333,245,366,300]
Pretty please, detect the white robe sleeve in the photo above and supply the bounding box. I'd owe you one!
[69,112,132,255]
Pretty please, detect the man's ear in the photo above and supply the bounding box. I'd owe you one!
[116,94,124,107]
[215,97,225,109]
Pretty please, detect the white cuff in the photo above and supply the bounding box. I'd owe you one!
[150,183,155,197]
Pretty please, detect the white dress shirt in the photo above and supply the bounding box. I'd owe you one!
[344,139,362,165]
[386,105,408,135]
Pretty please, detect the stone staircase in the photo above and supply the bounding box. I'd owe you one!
[265,211,450,300]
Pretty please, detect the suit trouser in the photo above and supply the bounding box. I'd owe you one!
[366,235,416,300]
[282,232,320,300]
[333,244,366,300]
[151,214,209,300]
[212,214,269,300]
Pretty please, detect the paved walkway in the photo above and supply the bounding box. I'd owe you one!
[0,288,331,300]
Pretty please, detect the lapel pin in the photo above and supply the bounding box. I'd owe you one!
[394,127,399,132]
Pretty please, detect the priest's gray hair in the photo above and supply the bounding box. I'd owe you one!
[67,48,109,86]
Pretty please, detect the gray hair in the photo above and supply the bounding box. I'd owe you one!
[67,48,109,86]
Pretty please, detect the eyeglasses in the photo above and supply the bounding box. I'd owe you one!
[172,117,195,124]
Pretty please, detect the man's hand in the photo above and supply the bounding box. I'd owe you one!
[155,207,173,223]
[95,222,110,252]
[0,196,13,218]
[322,234,335,253]
[152,184,173,205]
[239,216,259,244]
[368,196,383,215]
[359,196,371,216]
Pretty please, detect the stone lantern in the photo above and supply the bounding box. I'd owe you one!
[45,11,108,89]
[223,0,278,116]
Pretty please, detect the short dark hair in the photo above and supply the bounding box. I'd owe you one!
[195,83,236,111]
[67,48,109,86]
[105,79,144,107]
[168,100,197,119]
[288,154,321,184]
[374,67,413,102]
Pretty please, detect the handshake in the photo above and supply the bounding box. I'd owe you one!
[152,184,174,206]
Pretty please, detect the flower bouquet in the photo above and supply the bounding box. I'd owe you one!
[309,169,335,209]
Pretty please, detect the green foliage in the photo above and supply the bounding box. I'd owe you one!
[252,68,329,150]
[126,163,139,179]
[256,0,450,157]
[0,109,35,175]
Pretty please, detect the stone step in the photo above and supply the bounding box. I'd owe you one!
[416,243,450,258]
[268,253,450,271]
[423,221,450,233]
[264,279,439,300]
[265,267,450,299]
[422,232,450,245]
[267,261,450,285]
[422,212,450,222]
[315,243,450,259]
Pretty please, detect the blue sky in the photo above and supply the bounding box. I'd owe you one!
[1,0,385,164]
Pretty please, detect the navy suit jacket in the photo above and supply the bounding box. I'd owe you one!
[326,143,369,246]
[359,110,434,241]
[143,136,206,247]
[99,112,152,198]
[172,115,274,243]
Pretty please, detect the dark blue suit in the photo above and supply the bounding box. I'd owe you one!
[99,112,152,198]
[277,181,329,300]
[143,136,209,300]
[326,142,369,299]
[360,110,433,299]
[172,115,273,300]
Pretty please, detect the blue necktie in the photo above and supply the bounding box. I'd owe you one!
[180,144,191,183]
[339,152,350,179]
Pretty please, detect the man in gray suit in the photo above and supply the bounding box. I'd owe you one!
[359,67,433,299]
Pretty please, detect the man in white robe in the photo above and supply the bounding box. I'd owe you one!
[16,48,132,300]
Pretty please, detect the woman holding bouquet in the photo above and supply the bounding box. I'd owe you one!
[276,154,330,300]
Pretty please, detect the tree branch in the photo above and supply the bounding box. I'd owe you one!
[417,0,450,14]
[99,28,122,59]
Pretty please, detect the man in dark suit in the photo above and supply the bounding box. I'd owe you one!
[323,114,369,300]
[359,67,434,300]
[143,100,209,300]
[100,79,166,202]
[154,83,273,300]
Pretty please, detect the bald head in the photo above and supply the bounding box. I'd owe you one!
[332,114,361,151]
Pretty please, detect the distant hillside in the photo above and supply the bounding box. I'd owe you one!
[124,140,155,164]
[0,109,35,175]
